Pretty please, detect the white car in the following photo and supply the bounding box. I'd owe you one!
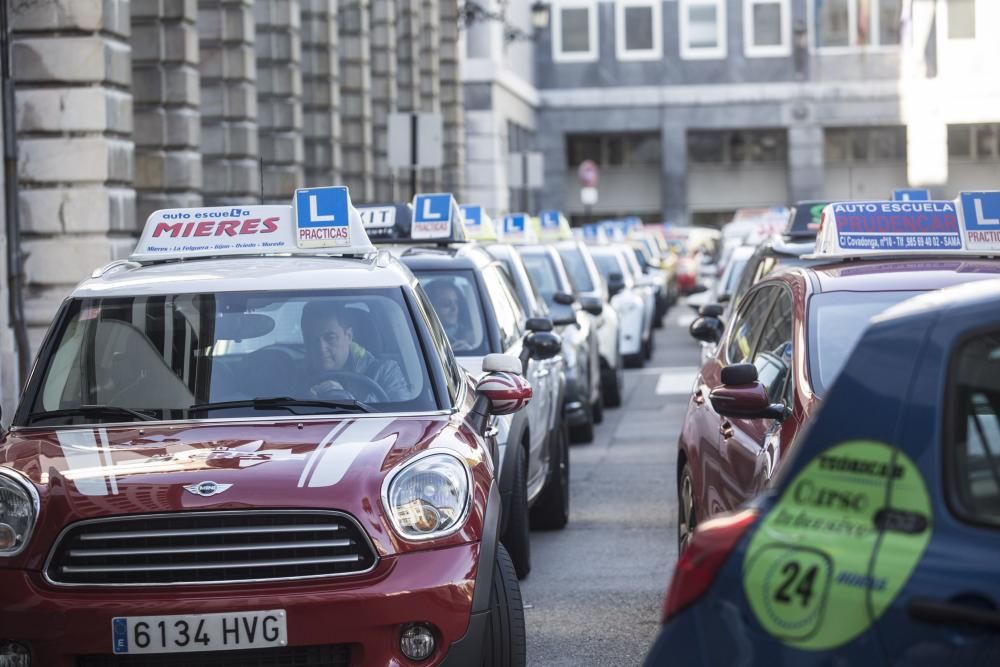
[588,245,650,368]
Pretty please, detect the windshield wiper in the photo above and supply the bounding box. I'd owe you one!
[27,404,157,425]
[188,396,373,415]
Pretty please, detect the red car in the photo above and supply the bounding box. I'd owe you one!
[679,196,1000,550]
[0,189,544,666]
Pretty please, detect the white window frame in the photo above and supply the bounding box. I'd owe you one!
[679,0,727,60]
[743,0,791,57]
[552,0,600,63]
[808,0,903,53]
[615,0,662,61]
[937,0,979,43]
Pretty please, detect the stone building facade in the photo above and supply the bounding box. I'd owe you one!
[2,0,465,413]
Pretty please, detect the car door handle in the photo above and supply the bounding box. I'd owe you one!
[536,369,550,378]
[907,597,1000,630]
[720,421,734,439]
[693,388,705,405]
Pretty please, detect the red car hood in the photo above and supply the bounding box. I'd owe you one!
[1,415,469,565]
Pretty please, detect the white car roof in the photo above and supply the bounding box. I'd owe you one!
[72,255,413,298]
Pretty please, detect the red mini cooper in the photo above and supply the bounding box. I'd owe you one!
[0,189,539,666]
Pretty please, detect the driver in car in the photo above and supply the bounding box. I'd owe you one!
[301,302,409,402]
[425,281,475,351]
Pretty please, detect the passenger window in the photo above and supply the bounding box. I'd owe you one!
[483,267,521,349]
[949,331,1000,525]
[414,283,463,404]
[754,290,793,404]
[726,287,776,365]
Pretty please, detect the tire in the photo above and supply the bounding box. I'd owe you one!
[624,352,644,369]
[501,445,531,579]
[642,335,653,361]
[568,400,594,444]
[602,353,624,408]
[530,422,570,530]
[678,463,697,553]
[482,544,527,667]
[591,382,604,424]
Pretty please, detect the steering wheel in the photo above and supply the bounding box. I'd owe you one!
[311,371,390,403]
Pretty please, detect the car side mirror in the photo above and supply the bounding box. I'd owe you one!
[525,330,561,361]
[688,284,709,295]
[526,317,553,332]
[717,293,731,304]
[689,316,723,344]
[578,295,603,316]
[607,272,625,297]
[475,364,533,417]
[710,363,788,421]
[553,292,576,306]
[697,303,724,318]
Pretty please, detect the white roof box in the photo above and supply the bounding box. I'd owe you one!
[130,186,375,262]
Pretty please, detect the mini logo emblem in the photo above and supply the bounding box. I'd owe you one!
[183,481,232,497]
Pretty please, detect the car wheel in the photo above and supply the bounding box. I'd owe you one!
[624,352,644,369]
[678,463,697,553]
[530,421,570,530]
[601,359,623,408]
[501,445,531,579]
[568,400,594,444]
[643,335,653,360]
[482,544,527,667]
[591,395,603,425]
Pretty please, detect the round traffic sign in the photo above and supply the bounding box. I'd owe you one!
[578,160,599,188]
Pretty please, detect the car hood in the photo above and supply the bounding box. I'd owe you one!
[0,415,460,562]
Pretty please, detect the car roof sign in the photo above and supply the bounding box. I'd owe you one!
[579,222,609,245]
[959,191,1000,253]
[539,210,572,241]
[785,200,830,240]
[499,213,538,243]
[462,204,499,241]
[357,203,412,242]
[130,187,375,262]
[807,194,1000,260]
[412,192,467,242]
[892,188,931,202]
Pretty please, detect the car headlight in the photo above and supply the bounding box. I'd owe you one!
[383,452,471,541]
[0,468,39,556]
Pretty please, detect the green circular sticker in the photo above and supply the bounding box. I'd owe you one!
[743,440,932,651]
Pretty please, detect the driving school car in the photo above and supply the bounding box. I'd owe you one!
[678,193,1000,553]
[0,188,534,666]
[648,274,1000,666]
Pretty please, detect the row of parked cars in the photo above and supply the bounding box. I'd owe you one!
[0,186,673,666]
[647,191,1000,664]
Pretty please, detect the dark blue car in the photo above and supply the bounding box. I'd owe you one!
[648,277,1000,665]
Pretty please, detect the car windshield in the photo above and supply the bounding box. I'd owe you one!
[520,253,562,306]
[808,290,925,396]
[25,289,436,424]
[412,269,489,356]
[591,252,628,285]
[557,248,595,292]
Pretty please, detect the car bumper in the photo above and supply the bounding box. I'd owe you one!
[0,543,484,667]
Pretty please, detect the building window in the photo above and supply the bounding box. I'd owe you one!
[616,0,662,60]
[812,0,902,50]
[553,0,599,62]
[566,133,661,168]
[744,0,790,57]
[946,0,976,40]
[948,124,999,160]
[679,0,727,60]
[687,130,788,165]
[824,127,907,164]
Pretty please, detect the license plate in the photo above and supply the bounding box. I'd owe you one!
[111,610,287,654]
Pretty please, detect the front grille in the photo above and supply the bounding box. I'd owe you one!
[77,644,352,667]
[47,511,378,586]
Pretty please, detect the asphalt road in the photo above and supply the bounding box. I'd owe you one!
[522,305,701,666]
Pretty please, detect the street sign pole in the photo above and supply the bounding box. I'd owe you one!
[410,113,418,201]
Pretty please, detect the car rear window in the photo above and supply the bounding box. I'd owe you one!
[413,270,490,357]
[26,288,436,424]
[808,290,924,396]
[520,253,562,306]
[557,248,595,292]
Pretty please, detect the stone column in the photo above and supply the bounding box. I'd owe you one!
[338,0,374,201]
[12,0,135,344]
[256,0,304,201]
[199,0,259,205]
[131,0,202,224]
[370,0,398,202]
[301,0,341,186]
[0,76,17,414]
[660,121,687,225]
[419,0,441,191]
[396,0,422,198]
[439,0,464,198]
